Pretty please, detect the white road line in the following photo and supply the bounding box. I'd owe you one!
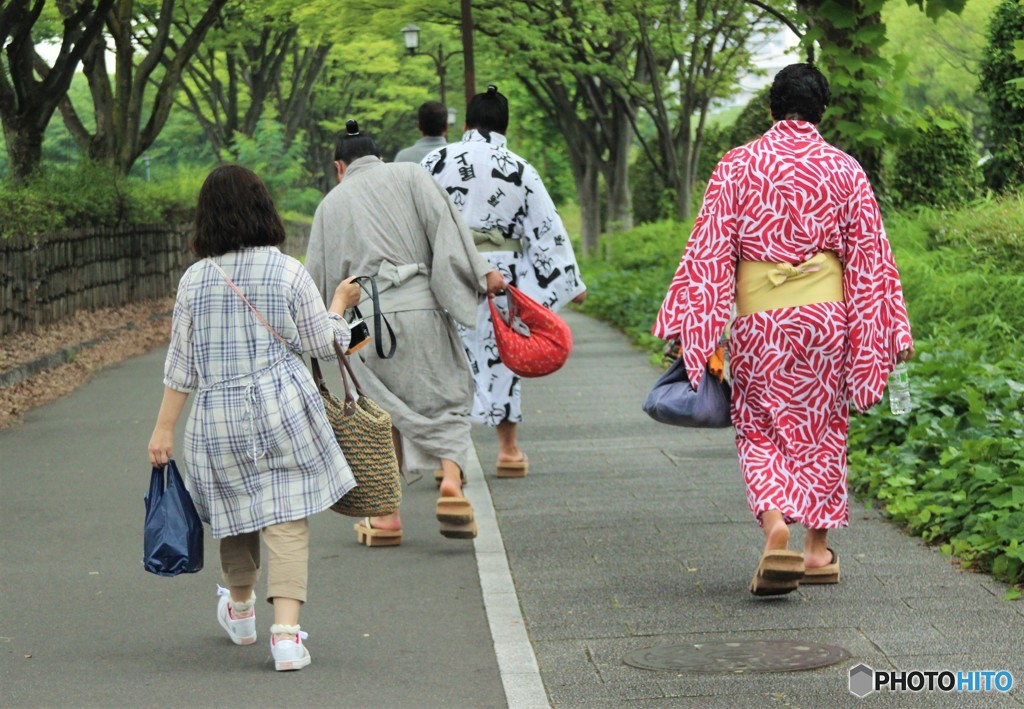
[463,449,551,709]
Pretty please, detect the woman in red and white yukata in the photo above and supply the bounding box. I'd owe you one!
[654,64,914,596]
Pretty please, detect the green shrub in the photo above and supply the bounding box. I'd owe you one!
[696,88,772,186]
[896,248,1024,341]
[916,195,1024,270]
[695,124,731,185]
[124,166,205,225]
[598,220,688,269]
[847,337,1024,586]
[861,200,1024,585]
[578,220,688,349]
[727,86,773,147]
[221,116,322,216]
[629,152,676,225]
[0,177,65,237]
[886,198,1024,340]
[891,106,983,209]
[0,161,200,238]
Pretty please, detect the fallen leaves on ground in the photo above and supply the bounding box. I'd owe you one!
[0,298,173,429]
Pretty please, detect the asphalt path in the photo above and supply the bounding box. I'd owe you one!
[0,347,505,708]
[4,310,1024,708]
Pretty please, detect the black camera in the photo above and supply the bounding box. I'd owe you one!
[346,317,372,355]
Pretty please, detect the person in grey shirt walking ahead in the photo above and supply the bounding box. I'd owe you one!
[393,101,449,163]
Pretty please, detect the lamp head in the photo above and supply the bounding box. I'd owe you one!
[401,24,420,55]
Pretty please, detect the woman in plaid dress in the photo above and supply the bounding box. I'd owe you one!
[148,165,362,671]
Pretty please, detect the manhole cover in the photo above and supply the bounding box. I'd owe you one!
[623,640,850,673]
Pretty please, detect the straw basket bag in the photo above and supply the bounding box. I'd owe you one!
[207,258,401,518]
[311,341,401,517]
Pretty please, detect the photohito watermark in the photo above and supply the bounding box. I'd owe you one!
[849,663,1014,698]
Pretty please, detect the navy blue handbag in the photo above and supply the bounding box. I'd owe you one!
[642,358,733,428]
[143,460,204,576]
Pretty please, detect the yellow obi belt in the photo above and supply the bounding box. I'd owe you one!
[735,251,844,316]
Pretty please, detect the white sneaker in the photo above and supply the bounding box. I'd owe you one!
[270,624,311,671]
[216,586,257,646]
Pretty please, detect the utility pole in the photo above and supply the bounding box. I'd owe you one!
[435,45,449,106]
[461,0,475,103]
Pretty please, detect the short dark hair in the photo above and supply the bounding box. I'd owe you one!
[465,84,509,135]
[418,101,448,137]
[769,63,831,124]
[192,164,285,257]
[334,119,381,163]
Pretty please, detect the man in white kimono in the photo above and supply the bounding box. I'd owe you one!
[306,120,505,544]
[423,85,587,479]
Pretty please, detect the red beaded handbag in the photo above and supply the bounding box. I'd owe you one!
[488,285,573,378]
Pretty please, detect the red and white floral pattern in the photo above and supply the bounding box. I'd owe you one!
[653,121,913,529]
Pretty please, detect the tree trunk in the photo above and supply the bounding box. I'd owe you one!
[572,153,601,258]
[659,133,686,222]
[677,119,695,222]
[517,77,608,255]
[278,44,331,150]
[66,0,229,175]
[2,119,44,182]
[603,101,633,232]
[605,165,632,233]
[0,0,114,181]
[675,175,692,222]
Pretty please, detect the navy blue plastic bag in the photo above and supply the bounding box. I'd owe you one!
[642,358,733,428]
[143,460,204,576]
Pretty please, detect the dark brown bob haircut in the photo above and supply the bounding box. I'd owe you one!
[191,164,286,257]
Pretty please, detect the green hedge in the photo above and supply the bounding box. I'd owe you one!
[0,161,204,239]
[889,198,1024,340]
[578,197,1024,589]
[979,0,1024,192]
[891,106,983,209]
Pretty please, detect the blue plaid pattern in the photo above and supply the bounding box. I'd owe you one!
[164,247,356,538]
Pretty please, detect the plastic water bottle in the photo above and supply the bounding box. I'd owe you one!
[888,361,912,415]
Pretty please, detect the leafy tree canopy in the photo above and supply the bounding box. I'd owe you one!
[883,0,999,136]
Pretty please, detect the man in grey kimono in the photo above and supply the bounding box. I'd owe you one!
[306,120,505,544]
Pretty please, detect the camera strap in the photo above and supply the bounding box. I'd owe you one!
[352,276,397,360]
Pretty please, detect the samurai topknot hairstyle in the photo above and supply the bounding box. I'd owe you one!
[465,84,509,136]
[769,63,831,125]
[334,119,381,163]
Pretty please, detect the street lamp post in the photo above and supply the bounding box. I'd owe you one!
[401,24,463,107]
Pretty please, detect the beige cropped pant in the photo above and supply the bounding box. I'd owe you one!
[219,518,309,604]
